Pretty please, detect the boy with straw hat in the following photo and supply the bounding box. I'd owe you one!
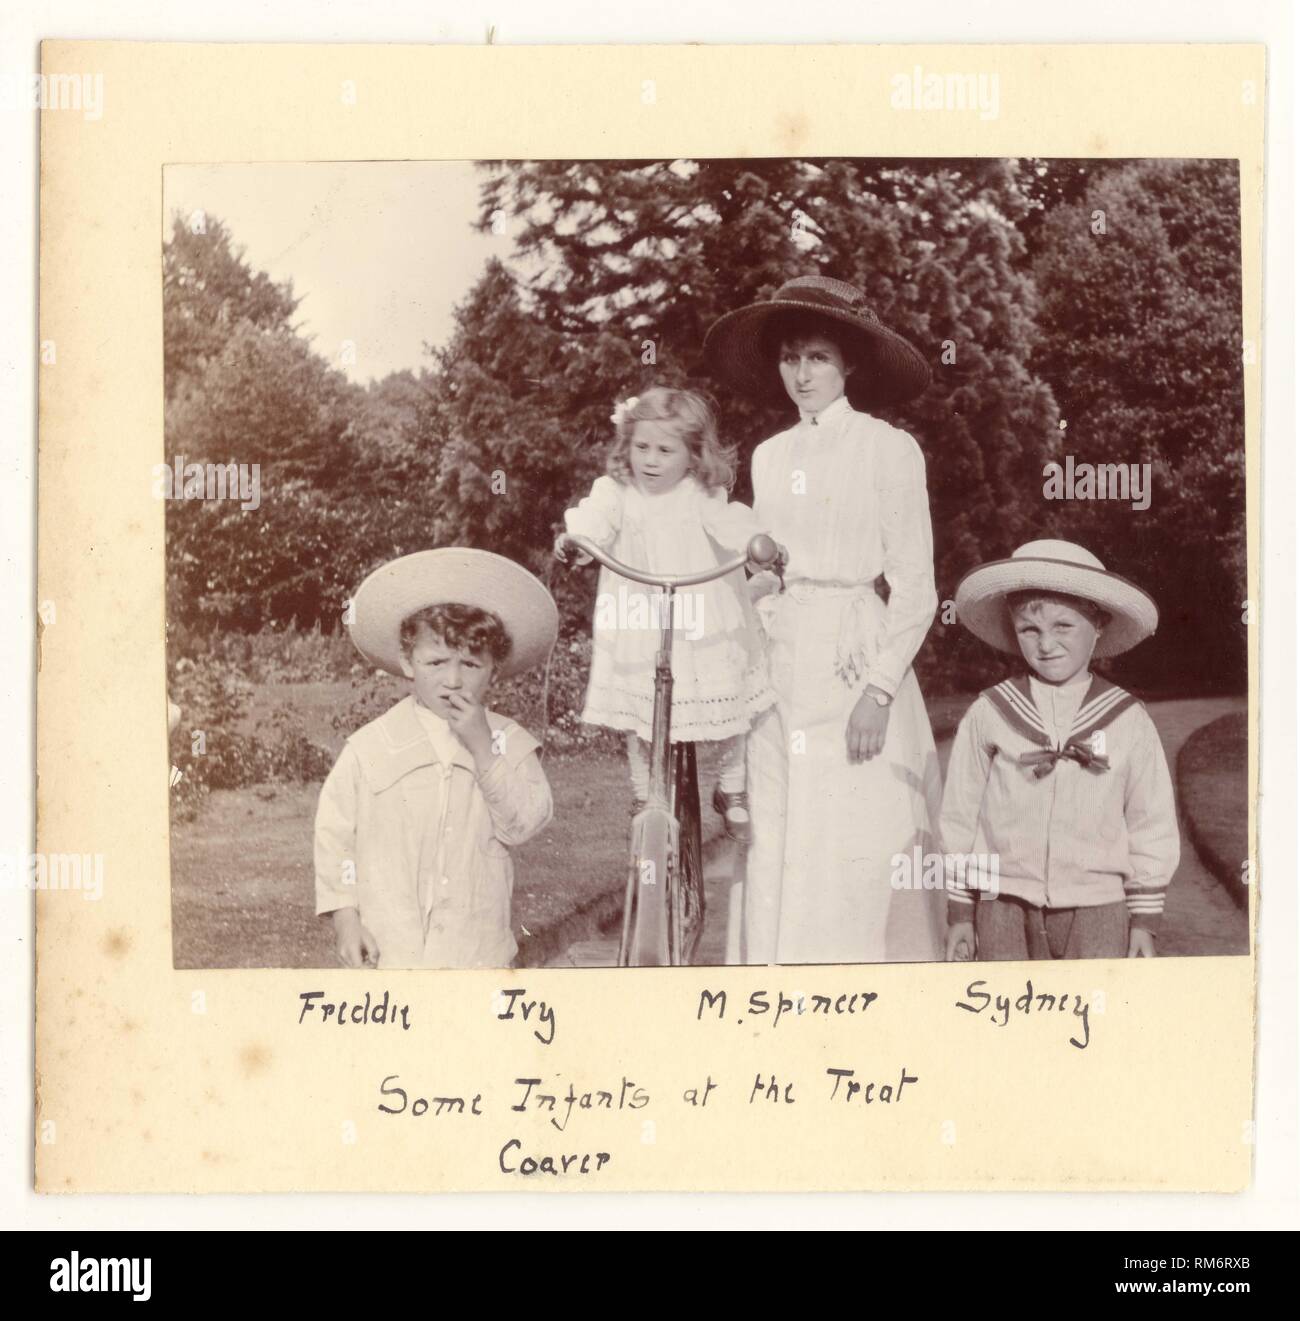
[314,548,558,969]
[941,540,1179,961]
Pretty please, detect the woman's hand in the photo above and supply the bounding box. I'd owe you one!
[747,570,782,604]
[333,908,380,968]
[845,686,891,762]
[1128,928,1156,958]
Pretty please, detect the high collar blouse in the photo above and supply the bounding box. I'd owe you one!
[749,395,938,697]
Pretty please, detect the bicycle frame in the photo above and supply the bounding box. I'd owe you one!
[565,534,780,967]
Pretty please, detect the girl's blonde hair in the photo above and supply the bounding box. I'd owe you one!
[606,385,737,493]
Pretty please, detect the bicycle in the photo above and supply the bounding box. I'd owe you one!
[560,531,785,966]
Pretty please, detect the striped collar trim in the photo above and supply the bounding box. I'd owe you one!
[983,674,1138,749]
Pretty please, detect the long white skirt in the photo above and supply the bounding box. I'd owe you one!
[726,586,946,965]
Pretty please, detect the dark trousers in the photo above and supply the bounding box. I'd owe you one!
[974,894,1129,960]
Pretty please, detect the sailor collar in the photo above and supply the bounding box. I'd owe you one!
[982,673,1140,778]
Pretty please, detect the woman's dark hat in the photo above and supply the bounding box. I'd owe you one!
[703,275,931,408]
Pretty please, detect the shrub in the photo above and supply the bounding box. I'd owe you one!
[167,655,336,819]
[203,622,361,684]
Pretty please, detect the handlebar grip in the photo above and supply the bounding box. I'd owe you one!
[746,533,782,569]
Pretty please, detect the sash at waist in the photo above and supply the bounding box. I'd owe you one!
[756,578,887,687]
[785,579,869,602]
[784,574,891,604]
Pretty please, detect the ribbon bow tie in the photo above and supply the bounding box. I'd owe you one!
[1019,739,1110,779]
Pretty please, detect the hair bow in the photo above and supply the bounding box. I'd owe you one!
[610,395,640,426]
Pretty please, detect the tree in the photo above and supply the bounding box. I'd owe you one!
[1014,158,1130,257]
[1032,159,1246,689]
[164,319,360,631]
[163,212,301,400]
[471,158,1061,687]
[420,258,642,628]
[163,216,443,635]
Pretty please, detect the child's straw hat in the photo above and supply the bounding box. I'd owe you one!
[348,548,558,679]
[955,540,1159,658]
[703,275,931,407]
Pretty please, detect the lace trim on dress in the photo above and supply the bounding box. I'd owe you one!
[580,663,776,741]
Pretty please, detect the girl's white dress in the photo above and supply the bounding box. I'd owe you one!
[565,474,774,743]
[726,394,946,965]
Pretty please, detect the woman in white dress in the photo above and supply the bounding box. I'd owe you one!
[704,276,946,964]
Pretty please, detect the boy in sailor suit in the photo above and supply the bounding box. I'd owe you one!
[941,541,1180,961]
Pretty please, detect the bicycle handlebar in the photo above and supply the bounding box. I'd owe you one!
[564,533,784,590]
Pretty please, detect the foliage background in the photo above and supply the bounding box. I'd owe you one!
[164,157,1247,802]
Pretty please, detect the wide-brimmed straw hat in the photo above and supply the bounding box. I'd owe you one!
[703,274,931,408]
[348,548,558,679]
[955,540,1159,659]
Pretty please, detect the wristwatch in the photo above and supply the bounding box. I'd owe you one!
[866,687,892,708]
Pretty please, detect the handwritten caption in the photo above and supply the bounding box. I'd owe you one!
[294,976,1102,1176]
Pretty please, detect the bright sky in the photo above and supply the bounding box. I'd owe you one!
[162,161,515,384]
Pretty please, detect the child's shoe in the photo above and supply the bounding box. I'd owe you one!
[712,786,752,845]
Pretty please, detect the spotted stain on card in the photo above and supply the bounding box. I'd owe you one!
[103,929,131,958]
[777,112,809,150]
[239,1042,271,1077]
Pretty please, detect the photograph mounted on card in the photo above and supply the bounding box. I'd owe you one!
[35,41,1262,1193]
[161,154,1248,976]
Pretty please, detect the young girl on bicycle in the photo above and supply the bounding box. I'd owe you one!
[555,386,779,843]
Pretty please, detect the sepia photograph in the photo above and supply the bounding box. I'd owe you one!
[28,30,1279,1208]
[162,155,1250,972]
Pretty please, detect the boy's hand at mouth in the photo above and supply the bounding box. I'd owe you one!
[441,690,496,766]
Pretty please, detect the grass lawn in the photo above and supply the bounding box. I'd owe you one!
[1176,710,1249,902]
[238,677,401,757]
[171,751,648,969]
[168,678,1056,968]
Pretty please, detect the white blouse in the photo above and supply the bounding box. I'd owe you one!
[750,394,938,697]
